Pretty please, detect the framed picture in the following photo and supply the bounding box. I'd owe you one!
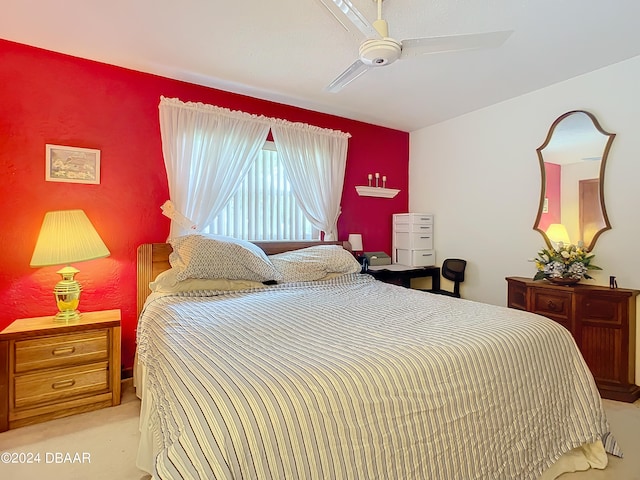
[45,144,101,184]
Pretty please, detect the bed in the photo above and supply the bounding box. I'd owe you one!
[134,237,621,480]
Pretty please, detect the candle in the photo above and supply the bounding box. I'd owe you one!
[367,173,372,186]
[382,175,387,188]
[375,172,379,187]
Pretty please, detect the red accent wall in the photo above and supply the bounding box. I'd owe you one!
[538,162,561,231]
[0,39,409,371]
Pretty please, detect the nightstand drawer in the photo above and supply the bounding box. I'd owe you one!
[14,361,109,409]
[15,330,109,373]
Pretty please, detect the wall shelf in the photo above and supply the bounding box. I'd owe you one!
[355,186,400,198]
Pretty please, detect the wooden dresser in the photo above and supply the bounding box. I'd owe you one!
[0,309,121,431]
[506,277,639,402]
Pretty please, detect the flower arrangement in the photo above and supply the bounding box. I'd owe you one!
[532,243,602,282]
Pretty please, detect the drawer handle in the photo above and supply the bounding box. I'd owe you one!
[421,253,433,257]
[419,226,429,229]
[52,346,76,356]
[52,379,76,390]
[547,300,559,311]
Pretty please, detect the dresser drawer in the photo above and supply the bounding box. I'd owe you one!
[15,330,109,373]
[394,223,434,233]
[531,289,572,323]
[507,281,528,311]
[395,232,433,250]
[14,361,109,409]
[394,213,433,225]
[397,249,436,267]
[577,293,624,325]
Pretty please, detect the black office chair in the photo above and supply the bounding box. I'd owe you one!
[430,258,467,298]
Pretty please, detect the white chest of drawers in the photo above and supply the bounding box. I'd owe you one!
[392,213,436,267]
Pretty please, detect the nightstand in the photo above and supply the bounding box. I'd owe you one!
[0,309,121,431]
[367,265,441,290]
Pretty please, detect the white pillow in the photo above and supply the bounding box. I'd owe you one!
[169,234,282,283]
[150,268,267,293]
[270,245,361,282]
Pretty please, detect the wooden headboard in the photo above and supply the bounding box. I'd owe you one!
[136,240,350,318]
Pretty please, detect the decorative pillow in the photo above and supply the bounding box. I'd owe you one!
[269,245,361,282]
[150,268,266,293]
[169,234,282,282]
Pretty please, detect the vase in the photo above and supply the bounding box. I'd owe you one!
[546,277,581,286]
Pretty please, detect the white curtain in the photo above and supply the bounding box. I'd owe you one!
[271,120,350,240]
[159,97,271,238]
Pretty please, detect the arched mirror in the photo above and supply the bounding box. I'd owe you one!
[534,111,615,252]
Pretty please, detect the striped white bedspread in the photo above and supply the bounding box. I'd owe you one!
[136,273,619,479]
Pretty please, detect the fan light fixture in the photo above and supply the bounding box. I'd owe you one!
[319,0,513,92]
[30,210,110,322]
[359,38,401,66]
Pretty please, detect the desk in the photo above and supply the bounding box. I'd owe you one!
[367,265,440,291]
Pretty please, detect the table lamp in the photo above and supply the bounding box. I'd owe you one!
[30,210,110,322]
[348,233,367,272]
[546,223,571,246]
[348,234,363,255]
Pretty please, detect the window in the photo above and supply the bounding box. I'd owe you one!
[206,142,319,241]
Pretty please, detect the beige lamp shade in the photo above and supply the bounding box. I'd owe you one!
[30,210,110,267]
[30,210,110,322]
[348,233,363,252]
[546,223,571,245]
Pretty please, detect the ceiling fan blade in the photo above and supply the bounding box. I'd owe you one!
[400,30,513,59]
[326,59,370,93]
[317,0,380,39]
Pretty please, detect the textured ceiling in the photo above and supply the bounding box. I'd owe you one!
[3,0,640,131]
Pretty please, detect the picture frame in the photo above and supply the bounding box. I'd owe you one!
[45,144,101,184]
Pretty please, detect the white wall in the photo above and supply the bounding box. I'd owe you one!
[410,55,640,383]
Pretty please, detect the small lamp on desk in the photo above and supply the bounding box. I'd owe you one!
[348,233,367,271]
[348,233,363,255]
[30,210,110,322]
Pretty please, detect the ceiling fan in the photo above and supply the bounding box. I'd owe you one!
[318,0,513,92]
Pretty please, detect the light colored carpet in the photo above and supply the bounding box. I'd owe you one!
[0,379,149,480]
[0,379,638,479]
